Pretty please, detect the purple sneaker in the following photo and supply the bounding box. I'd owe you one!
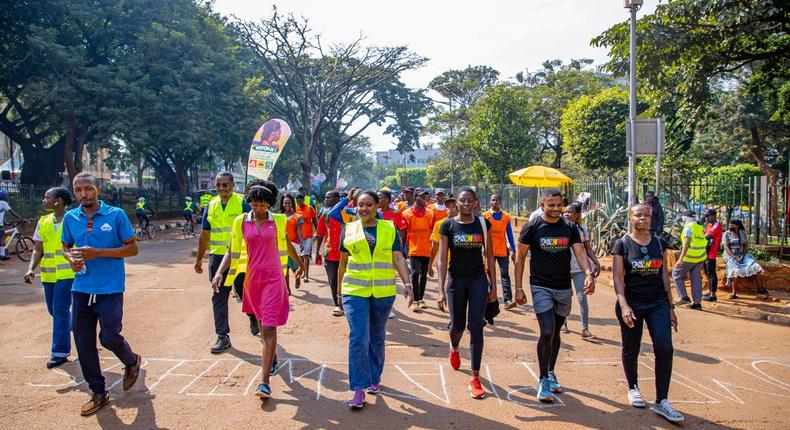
[348,390,366,409]
[366,384,381,395]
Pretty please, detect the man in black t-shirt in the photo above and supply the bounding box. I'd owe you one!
[514,188,596,403]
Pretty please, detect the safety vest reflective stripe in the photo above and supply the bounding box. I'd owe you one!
[682,223,708,263]
[341,220,397,298]
[347,262,395,271]
[41,267,56,273]
[343,277,397,287]
[38,214,75,282]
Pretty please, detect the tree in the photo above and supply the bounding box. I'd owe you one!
[235,9,427,193]
[467,85,540,183]
[691,164,762,217]
[395,167,427,188]
[516,59,613,167]
[593,0,789,233]
[560,88,631,173]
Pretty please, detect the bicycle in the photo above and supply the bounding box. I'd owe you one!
[135,220,157,241]
[182,219,196,239]
[3,221,34,262]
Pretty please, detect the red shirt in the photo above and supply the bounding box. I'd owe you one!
[296,204,316,237]
[316,213,342,262]
[381,209,407,231]
[704,222,723,259]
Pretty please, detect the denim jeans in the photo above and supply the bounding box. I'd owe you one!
[615,298,674,402]
[495,256,512,302]
[43,279,73,358]
[342,294,396,391]
[570,272,589,330]
[672,261,703,303]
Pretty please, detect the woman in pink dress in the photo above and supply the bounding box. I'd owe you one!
[212,180,304,399]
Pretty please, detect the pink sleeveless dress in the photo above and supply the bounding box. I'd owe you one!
[241,217,289,327]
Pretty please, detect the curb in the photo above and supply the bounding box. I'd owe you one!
[687,301,790,326]
[157,221,186,231]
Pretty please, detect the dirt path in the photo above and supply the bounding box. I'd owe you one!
[1,230,789,429]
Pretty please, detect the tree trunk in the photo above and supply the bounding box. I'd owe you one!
[551,135,563,168]
[174,160,189,195]
[748,125,779,236]
[64,115,78,182]
[19,139,65,186]
[135,153,143,189]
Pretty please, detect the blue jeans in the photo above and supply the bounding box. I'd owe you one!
[43,279,73,358]
[342,294,395,391]
[571,272,589,330]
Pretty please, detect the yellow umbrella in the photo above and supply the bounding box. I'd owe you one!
[508,166,574,187]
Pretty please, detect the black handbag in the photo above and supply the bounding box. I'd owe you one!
[484,299,500,326]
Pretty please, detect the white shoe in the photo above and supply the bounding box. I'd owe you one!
[411,303,422,313]
[388,311,396,319]
[332,306,344,317]
[652,399,684,423]
[419,300,428,309]
[628,388,646,408]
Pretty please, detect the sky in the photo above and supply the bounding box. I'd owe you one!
[213,0,659,151]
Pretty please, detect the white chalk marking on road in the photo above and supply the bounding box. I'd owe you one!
[751,360,790,389]
[520,362,564,406]
[486,364,503,405]
[208,360,244,395]
[288,359,325,384]
[179,360,220,394]
[394,364,449,404]
[721,357,790,392]
[148,360,187,392]
[315,363,327,400]
[710,379,790,400]
[379,390,422,401]
[244,368,263,396]
[439,364,450,405]
[639,361,720,404]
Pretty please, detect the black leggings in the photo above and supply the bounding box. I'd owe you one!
[447,274,488,371]
[410,256,430,301]
[324,259,340,306]
[704,258,718,293]
[536,310,566,379]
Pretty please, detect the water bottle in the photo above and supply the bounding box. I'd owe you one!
[73,248,87,276]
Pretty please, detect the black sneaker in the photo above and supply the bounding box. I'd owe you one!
[675,297,691,306]
[702,294,717,302]
[46,356,68,369]
[688,303,702,310]
[210,335,231,354]
[249,316,260,336]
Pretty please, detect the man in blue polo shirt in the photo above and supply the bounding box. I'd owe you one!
[62,172,141,417]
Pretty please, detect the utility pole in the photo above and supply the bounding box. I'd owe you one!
[625,0,642,205]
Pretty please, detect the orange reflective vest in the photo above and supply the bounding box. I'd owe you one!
[429,204,448,222]
[483,210,511,257]
[403,207,434,257]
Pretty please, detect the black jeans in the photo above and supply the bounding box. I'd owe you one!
[495,256,513,302]
[616,299,674,402]
[447,273,489,371]
[410,256,430,301]
[325,259,340,306]
[72,292,138,395]
[209,254,232,336]
[704,258,718,294]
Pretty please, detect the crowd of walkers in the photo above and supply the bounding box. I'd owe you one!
[16,171,774,424]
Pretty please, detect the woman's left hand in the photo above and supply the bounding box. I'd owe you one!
[403,283,415,308]
[487,288,497,303]
[294,267,304,280]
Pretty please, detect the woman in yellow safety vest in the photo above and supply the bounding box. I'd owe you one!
[337,190,414,409]
[212,179,304,400]
[23,187,75,369]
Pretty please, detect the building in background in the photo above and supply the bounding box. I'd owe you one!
[375,148,439,168]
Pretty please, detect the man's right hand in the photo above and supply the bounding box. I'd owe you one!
[194,260,203,274]
[23,270,35,284]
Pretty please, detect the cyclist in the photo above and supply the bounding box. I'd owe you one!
[135,197,155,232]
[0,189,24,261]
[183,196,199,227]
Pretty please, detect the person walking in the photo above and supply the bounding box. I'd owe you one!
[295,193,317,282]
[194,172,251,353]
[723,219,768,298]
[378,189,407,248]
[337,191,414,409]
[435,188,496,399]
[397,187,414,213]
[213,180,304,399]
[645,191,665,238]
[514,188,595,403]
[672,210,707,310]
[562,203,601,340]
[483,194,518,309]
[61,172,142,416]
[282,193,303,291]
[23,187,75,369]
[612,203,684,423]
[702,209,723,302]
[428,188,449,222]
[315,190,345,316]
[428,198,458,277]
[402,188,435,312]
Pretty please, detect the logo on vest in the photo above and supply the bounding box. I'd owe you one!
[100,223,113,232]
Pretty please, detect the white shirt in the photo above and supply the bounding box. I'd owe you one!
[570,225,590,273]
[0,201,10,226]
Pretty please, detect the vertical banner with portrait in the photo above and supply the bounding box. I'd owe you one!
[246,118,291,184]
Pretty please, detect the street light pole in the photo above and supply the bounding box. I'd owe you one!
[626,0,641,206]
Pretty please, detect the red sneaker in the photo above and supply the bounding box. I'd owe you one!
[449,349,461,370]
[467,376,485,399]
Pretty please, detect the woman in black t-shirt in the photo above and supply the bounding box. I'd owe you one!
[612,203,683,423]
[436,188,496,400]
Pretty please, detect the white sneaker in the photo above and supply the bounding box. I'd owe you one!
[627,388,646,408]
[332,306,344,317]
[651,399,684,423]
[388,311,396,319]
[419,300,428,309]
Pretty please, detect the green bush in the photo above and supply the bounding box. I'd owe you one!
[750,248,772,262]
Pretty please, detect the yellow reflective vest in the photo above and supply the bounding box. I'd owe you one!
[206,194,244,255]
[341,220,397,298]
[682,222,708,264]
[224,212,288,287]
[37,213,74,283]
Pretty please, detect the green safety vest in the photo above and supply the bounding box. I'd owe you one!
[224,212,288,287]
[304,196,312,207]
[206,194,244,255]
[37,213,74,283]
[136,202,145,210]
[682,222,708,264]
[200,194,211,207]
[184,202,194,213]
[341,220,397,298]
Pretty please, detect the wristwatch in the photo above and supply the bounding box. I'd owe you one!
[585,270,595,277]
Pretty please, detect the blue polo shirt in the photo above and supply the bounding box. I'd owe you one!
[61,201,136,295]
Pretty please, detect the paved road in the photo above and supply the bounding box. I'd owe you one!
[1,230,788,429]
